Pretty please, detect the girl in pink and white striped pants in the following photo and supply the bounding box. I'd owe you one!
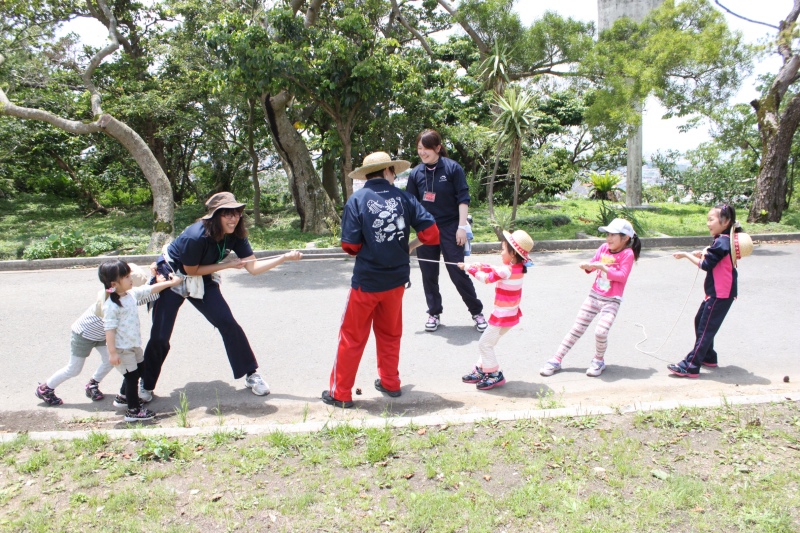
[540,218,641,378]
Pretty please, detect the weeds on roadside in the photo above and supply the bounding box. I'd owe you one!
[174,391,190,428]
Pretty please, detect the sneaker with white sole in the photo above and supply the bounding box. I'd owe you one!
[124,407,156,422]
[472,313,488,332]
[113,394,150,408]
[425,314,440,332]
[539,359,562,377]
[245,372,270,395]
[138,381,153,403]
[586,358,606,377]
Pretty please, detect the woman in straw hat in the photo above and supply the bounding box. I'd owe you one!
[142,192,302,400]
[322,152,440,408]
[406,129,487,333]
[669,204,749,378]
[458,229,533,390]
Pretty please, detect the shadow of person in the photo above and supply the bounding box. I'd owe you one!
[343,385,465,417]
[417,325,481,347]
[596,365,658,382]
[680,365,772,385]
[454,380,557,400]
[144,380,279,419]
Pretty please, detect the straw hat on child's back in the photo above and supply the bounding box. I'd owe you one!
[731,227,753,268]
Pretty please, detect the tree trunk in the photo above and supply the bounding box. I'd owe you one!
[261,91,338,233]
[321,149,340,204]
[247,98,262,226]
[100,115,175,250]
[0,96,174,250]
[749,93,800,222]
[510,140,521,225]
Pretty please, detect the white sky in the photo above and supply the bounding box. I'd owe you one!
[516,0,789,158]
[67,0,790,159]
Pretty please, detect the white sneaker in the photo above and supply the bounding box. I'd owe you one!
[425,314,440,332]
[586,358,606,377]
[245,372,270,396]
[539,359,562,377]
[138,381,153,403]
[472,314,488,332]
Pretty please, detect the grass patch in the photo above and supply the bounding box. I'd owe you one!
[1,402,799,530]
[2,194,799,260]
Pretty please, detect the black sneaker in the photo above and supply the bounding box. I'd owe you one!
[462,366,486,383]
[476,371,506,390]
[35,383,63,406]
[84,379,104,401]
[667,362,699,378]
[321,390,354,408]
[374,379,401,397]
[124,408,156,422]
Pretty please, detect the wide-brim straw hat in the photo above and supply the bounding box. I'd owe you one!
[349,152,411,180]
[731,230,753,268]
[502,230,534,261]
[202,192,246,220]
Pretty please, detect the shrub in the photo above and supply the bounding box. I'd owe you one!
[22,231,121,260]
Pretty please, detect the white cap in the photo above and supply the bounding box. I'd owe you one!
[598,218,635,238]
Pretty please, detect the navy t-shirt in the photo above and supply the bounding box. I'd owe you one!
[406,156,470,225]
[342,178,436,292]
[167,221,253,280]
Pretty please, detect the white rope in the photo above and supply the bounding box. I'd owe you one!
[633,266,701,362]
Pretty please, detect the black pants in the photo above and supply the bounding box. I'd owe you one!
[142,281,258,390]
[682,296,734,369]
[417,220,483,317]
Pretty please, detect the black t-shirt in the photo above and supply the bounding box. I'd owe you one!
[167,221,253,279]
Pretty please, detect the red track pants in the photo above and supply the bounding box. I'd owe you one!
[329,285,404,402]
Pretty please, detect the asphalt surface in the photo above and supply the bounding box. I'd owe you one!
[2,240,799,433]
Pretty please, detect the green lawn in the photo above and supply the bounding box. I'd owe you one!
[1,402,799,532]
[1,194,799,260]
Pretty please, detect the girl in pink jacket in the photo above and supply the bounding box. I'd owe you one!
[540,218,641,378]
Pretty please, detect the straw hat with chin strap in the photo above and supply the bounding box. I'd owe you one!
[349,152,411,180]
[730,225,753,268]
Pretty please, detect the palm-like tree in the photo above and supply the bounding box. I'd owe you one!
[493,87,537,225]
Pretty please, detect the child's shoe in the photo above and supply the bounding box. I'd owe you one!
[113,394,149,407]
[84,379,104,401]
[35,383,63,406]
[462,366,486,383]
[539,359,562,377]
[586,358,606,377]
[476,371,506,390]
[667,362,699,378]
[472,314,488,332]
[124,407,156,422]
[425,314,440,332]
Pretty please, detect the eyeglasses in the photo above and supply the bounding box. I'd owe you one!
[220,209,243,219]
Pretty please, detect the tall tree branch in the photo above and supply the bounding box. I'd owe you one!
[436,0,489,58]
[389,0,434,57]
[713,1,779,30]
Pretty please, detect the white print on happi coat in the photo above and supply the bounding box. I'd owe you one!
[367,197,406,243]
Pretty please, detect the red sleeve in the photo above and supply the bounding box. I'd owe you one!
[342,242,362,256]
[417,223,440,245]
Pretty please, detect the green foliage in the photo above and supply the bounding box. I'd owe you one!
[588,171,623,200]
[596,201,646,236]
[136,437,187,462]
[515,214,571,231]
[22,231,122,260]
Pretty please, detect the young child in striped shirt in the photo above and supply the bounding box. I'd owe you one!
[35,263,162,406]
[459,230,533,390]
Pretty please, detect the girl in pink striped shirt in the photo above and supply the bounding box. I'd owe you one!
[540,218,641,378]
[459,230,533,390]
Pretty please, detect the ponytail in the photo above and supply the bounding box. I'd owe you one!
[98,260,132,308]
[629,234,641,261]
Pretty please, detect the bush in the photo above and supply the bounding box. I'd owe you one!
[596,201,647,236]
[22,231,122,260]
[515,214,571,230]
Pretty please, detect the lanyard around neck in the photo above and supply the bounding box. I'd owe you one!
[216,235,227,263]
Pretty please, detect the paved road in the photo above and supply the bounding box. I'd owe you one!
[2,243,798,432]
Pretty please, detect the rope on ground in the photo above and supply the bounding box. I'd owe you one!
[633,266,701,363]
